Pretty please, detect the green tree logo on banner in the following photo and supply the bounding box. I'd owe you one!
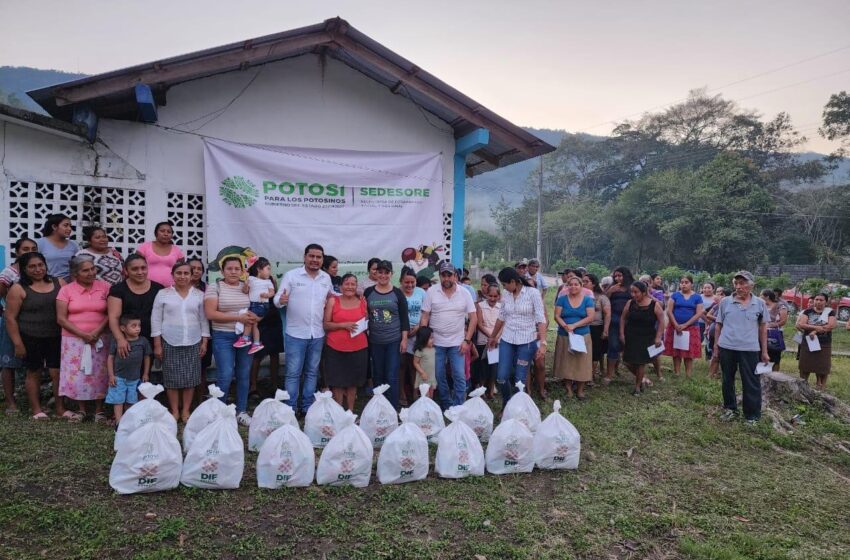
[219,176,258,208]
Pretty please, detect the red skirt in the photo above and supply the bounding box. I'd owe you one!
[663,324,702,359]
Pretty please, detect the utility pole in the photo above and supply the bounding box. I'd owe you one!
[536,156,543,262]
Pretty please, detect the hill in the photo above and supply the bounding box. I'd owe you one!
[0,66,87,113]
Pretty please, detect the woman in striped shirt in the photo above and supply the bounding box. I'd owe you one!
[488,267,547,407]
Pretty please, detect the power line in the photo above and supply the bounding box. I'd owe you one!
[576,44,850,133]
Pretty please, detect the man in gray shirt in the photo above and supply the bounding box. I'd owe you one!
[713,271,770,424]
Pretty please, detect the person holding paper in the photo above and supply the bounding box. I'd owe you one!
[620,281,665,396]
[474,284,502,399]
[488,267,546,407]
[795,293,836,389]
[322,274,368,410]
[713,271,770,425]
[553,277,596,400]
[662,274,704,378]
[604,267,635,385]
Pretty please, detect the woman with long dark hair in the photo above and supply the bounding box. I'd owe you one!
[662,274,704,377]
[136,221,184,288]
[620,281,664,395]
[37,214,79,282]
[604,266,634,384]
[76,226,124,286]
[585,273,610,378]
[3,252,67,419]
[488,267,547,406]
[796,292,836,389]
[0,237,38,414]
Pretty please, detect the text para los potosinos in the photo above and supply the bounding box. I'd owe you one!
[263,181,431,200]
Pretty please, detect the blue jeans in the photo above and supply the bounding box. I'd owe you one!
[212,331,252,413]
[435,345,466,409]
[370,340,401,410]
[497,340,536,405]
[284,334,324,413]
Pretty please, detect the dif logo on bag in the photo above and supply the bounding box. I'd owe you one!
[553,434,571,464]
[337,445,358,481]
[138,443,160,487]
[399,442,417,478]
[456,440,470,472]
[504,438,520,468]
[199,441,221,484]
[320,412,336,445]
[276,442,295,483]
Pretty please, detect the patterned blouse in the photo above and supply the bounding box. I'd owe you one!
[77,248,124,286]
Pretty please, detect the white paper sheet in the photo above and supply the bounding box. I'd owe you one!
[806,334,822,352]
[673,330,690,351]
[486,347,500,364]
[647,342,665,358]
[755,362,773,375]
[568,332,587,353]
[350,318,368,338]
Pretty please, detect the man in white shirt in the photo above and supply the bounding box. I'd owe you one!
[274,243,332,414]
[419,262,478,409]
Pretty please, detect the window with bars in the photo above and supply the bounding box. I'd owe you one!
[5,181,147,261]
[167,192,206,261]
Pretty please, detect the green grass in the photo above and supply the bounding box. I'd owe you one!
[2,358,850,559]
[2,292,850,559]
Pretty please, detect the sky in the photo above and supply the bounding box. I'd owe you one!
[2,0,848,154]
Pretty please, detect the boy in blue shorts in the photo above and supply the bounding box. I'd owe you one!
[106,314,152,422]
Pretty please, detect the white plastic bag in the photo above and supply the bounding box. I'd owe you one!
[304,390,349,448]
[407,383,445,443]
[114,383,176,452]
[377,408,429,485]
[316,412,373,487]
[359,384,399,448]
[460,386,494,442]
[249,389,298,452]
[183,384,227,452]
[485,418,534,475]
[533,400,581,470]
[256,424,315,488]
[435,407,485,478]
[109,421,182,494]
[181,405,244,489]
[501,381,542,433]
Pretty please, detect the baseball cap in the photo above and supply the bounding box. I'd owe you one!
[516,258,529,267]
[439,261,456,274]
[733,270,754,283]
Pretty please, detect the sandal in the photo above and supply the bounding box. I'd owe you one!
[94,412,113,425]
[31,412,50,421]
[61,410,84,422]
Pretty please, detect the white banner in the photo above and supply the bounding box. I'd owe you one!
[203,139,444,267]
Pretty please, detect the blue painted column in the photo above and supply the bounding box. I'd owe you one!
[451,128,489,268]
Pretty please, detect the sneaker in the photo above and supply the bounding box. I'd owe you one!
[237,412,252,426]
[719,409,738,422]
[745,418,759,427]
[233,336,252,349]
[247,342,265,355]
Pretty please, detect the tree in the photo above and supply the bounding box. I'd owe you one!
[820,91,850,159]
[465,228,503,262]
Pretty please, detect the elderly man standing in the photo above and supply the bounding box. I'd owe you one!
[274,243,332,415]
[527,258,548,298]
[713,271,770,425]
[420,262,477,409]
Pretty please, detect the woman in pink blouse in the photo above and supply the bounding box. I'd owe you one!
[56,255,112,422]
[136,221,184,288]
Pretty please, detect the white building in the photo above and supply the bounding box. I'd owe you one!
[1,18,553,269]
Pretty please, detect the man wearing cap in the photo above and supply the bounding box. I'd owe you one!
[419,261,478,408]
[713,270,770,424]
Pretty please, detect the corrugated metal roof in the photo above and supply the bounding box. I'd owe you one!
[27,18,554,176]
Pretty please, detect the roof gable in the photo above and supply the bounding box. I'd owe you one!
[27,18,554,176]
